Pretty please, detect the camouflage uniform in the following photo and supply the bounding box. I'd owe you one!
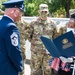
[58,21,69,36]
[28,17,58,75]
[58,26,67,36]
[16,19,29,75]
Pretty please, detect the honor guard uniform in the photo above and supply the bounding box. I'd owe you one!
[0,0,24,75]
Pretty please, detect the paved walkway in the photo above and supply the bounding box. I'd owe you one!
[25,40,31,75]
[25,63,31,75]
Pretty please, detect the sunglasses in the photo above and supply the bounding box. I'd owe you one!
[41,11,47,13]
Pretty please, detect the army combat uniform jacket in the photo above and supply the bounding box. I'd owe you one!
[28,17,58,75]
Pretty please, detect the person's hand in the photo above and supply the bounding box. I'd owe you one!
[60,56,73,63]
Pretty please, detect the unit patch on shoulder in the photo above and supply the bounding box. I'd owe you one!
[10,32,18,46]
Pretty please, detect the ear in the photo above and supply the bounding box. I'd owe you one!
[38,10,40,14]
[38,10,39,13]
[14,9,19,17]
[11,10,14,14]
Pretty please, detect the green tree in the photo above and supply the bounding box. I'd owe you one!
[48,0,73,18]
[0,0,7,9]
[25,0,48,16]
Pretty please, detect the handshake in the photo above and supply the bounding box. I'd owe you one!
[59,56,74,63]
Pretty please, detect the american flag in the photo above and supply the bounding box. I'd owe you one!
[48,58,70,72]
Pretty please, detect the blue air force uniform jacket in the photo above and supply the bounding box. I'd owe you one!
[0,16,23,75]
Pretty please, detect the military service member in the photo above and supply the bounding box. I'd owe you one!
[59,14,75,75]
[0,0,24,75]
[16,18,30,75]
[50,13,75,75]
[58,13,75,36]
[27,4,58,75]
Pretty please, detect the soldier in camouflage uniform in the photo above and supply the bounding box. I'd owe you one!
[16,18,29,75]
[58,13,75,36]
[27,4,58,75]
[58,16,75,36]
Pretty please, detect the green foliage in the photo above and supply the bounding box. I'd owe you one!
[24,0,74,17]
[53,8,65,17]
[25,0,48,16]
[49,0,61,12]
[48,0,73,17]
[0,0,75,17]
[25,3,35,16]
[71,0,75,8]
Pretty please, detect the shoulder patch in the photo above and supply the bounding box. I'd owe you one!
[10,32,18,46]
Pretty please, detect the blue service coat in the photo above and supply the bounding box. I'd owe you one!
[0,16,23,75]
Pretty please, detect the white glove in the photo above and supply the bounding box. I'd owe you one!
[60,56,73,63]
[46,49,50,54]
